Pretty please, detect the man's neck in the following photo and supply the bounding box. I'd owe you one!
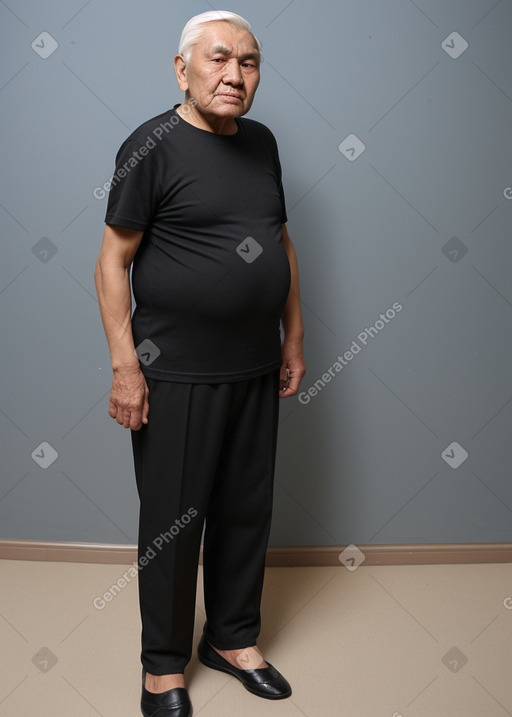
[176,102,238,135]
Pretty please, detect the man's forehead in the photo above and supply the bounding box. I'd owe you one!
[200,23,259,55]
[209,41,259,57]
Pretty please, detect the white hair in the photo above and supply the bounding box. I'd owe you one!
[178,10,261,63]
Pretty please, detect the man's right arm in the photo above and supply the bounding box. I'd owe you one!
[94,224,149,430]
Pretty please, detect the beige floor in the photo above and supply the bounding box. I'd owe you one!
[0,559,510,716]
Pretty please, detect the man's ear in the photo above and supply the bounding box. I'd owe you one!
[174,55,188,92]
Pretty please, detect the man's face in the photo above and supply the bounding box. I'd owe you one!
[178,21,261,121]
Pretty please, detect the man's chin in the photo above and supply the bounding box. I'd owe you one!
[213,104,248,119]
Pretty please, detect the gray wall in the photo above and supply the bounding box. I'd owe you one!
[1,0,511,546]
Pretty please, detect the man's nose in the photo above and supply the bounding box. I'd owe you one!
[223,58,243,85]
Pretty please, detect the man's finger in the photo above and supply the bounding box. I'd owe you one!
[279,383,296,397]
[108,398,118,419]
[115,406,132,429]
[118,409,130,428]
[128,408,143,430]
[288,376,300,393]
[279,367,290,391]
[142,388,150,424]
[282,378,299,396]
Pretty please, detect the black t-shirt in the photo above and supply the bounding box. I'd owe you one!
[105,105,291,383]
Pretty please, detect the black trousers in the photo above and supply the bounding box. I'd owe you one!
[130,369,280,675]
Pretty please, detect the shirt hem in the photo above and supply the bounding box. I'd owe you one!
[105,214,147,231]
[140,358,282,384]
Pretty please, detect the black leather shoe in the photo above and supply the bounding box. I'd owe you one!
[141,668,192,717]
[197,634,291,700]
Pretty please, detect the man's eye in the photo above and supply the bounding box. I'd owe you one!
[242,62,256,69]
[212,58,224,62]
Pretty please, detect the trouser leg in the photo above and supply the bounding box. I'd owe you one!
[202,369,280,649]
[131,378,230,674]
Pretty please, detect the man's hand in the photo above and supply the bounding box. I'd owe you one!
[109,365,149,430]
[279,338,306,398]
[279,225,305,397]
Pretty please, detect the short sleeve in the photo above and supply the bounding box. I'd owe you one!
[278,178,287,225]
[104,138,162,231]
[264,127,287,225]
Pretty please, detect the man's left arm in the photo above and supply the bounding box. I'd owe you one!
[279,224,306,397]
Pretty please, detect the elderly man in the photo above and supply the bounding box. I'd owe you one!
[94,10,305,717]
